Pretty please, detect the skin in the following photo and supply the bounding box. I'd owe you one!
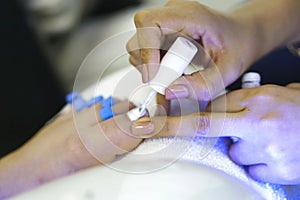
[127,0,300,100]
[1,0,300,198]
[0,101,141,198]
[136,84,300,184]
[127,0,300,185]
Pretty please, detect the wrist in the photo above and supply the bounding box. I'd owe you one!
[0,149,43,198]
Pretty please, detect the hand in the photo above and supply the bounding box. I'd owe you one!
[210,83,300,184]
[0,100,142,198]
[127,0,259,101]
[132,83,300,184]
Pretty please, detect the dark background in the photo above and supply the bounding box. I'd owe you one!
[0,1,65,157]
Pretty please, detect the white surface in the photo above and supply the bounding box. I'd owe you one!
[13,161,261,200]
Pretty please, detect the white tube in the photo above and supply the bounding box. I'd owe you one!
[149,37,198,95]
[127,37,198,121]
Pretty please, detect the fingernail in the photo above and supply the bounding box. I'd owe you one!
[132,117,154,136]
[166,84,189,99]
[142,64,149,83]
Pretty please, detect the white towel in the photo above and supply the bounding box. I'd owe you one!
[114,137,288,200]
[79,68,298,199]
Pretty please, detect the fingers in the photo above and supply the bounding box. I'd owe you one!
[229,141,266,165]
[77,114,143,164]
[128,2,205,82]
[286,82,300,90]
[133,10,163,82]
[247,164,270,183]
[127,35,142,66]
[155,93,170,115]
[127,32,161,83]
[75,98,134,126]
[166,62,227,101]
[207,90,247,112]
[132,89,250,139]
[132,111,245,139]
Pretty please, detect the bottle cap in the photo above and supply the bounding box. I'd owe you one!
[241,72,261,89]
[242,72,261,83]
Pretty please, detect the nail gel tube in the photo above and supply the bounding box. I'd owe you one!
[149,37,198,95]
[127,37,198,121]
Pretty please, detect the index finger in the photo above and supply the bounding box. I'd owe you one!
[152,111,246,139]
[134,10,163,82]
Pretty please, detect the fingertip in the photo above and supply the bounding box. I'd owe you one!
[248,164,269,182]
[131,117,155,138]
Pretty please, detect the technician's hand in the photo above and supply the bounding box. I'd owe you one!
[209,83,300,184]
[0,100,142,198]
[127,0,259,101]
[132,84,300,184]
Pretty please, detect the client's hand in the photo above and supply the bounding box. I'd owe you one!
[132,84,300,185]
[0,100,141,198]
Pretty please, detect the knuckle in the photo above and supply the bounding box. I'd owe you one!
[126,39,133,52]
[228,143,243,165]
[129,56,137,66]
[134,10,152,27]
[140,49,150,60]
[126,35,140,53]
[247,84,279,102]
[188,1,202,9]
[286,82,300,89]
[194,113,210,136]
[264,143,285,162]
[286,82,298,87]
[257,84,278,97]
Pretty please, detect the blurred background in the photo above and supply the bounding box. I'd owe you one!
[0,0,299,157]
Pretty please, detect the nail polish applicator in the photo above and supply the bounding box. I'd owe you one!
[127,37,198,121]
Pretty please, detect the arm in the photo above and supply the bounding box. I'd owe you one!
[231,0,300,61]
[0,102,142,198]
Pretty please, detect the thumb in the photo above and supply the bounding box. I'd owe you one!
[166,50,240,101]
[166,65,226,101]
